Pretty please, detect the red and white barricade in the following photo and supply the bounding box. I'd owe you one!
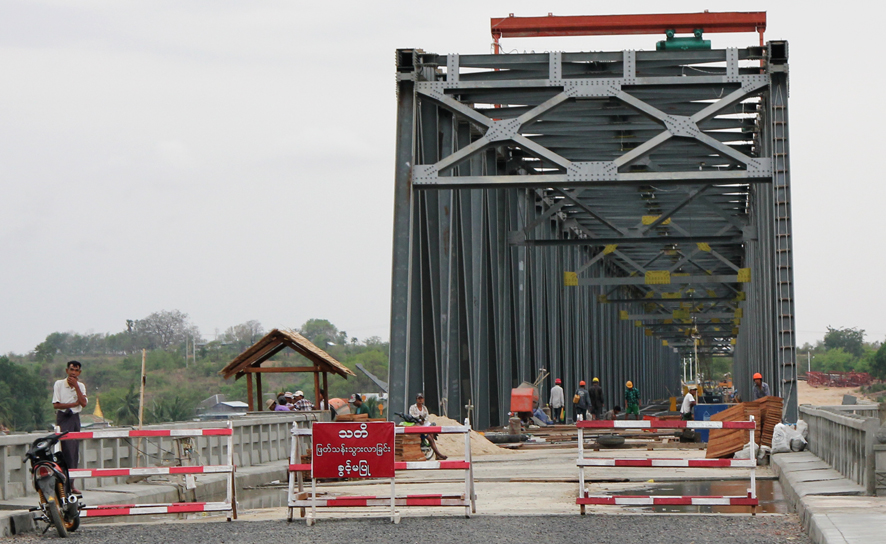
[62,422,237,520]
[575,417,757,514]
[287,420,475,525]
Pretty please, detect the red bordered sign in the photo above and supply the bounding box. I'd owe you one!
[311,422,395,479]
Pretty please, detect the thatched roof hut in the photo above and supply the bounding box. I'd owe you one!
[219,328,355,411]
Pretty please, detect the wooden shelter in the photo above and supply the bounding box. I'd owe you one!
[218,328,355,411]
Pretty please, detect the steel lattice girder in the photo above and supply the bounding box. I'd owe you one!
[390,42,797,428]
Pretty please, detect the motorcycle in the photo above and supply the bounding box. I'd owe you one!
[393,412,435,460]
[24,432,81,537]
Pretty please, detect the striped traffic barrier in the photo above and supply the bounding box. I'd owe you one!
[63,428,233,439]
[577,458,756,468]
[287,420,476,524]
[576,415,758,515]
[69,464,235,478]
[61,423,237,521]
[577,420,756,429]
[291,494,470,507]
[577,496,759,506]
[80,501,233,517]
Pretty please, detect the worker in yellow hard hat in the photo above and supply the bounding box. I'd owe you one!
[589,377,604,420]
[624,380,641,420]
[752,372,771,400]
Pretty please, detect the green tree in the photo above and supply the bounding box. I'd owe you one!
[872,343,886,381]
[148,396,194,423]
[115,384,141,426]
[0,356,50,431]
[813,348,856,373]
[33,332,71,363]
[824,327,865,358]
[299,319,346,348]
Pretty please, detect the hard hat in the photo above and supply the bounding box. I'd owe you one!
[592,377,599,383]
[753,373,763,380]
[555,378,561,384]
[579,380,586,386]
[626,381,633,388]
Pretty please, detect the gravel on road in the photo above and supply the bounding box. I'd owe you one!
[14,514,811,544]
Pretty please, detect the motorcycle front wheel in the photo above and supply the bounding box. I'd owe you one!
[46,497,68,538]
[421,439,435,460]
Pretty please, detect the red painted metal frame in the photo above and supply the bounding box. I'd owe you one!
[491,12,766,38]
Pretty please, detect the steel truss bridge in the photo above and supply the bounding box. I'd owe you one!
[389,12,797,429]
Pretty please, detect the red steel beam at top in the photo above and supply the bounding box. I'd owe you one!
[490,11,766,39]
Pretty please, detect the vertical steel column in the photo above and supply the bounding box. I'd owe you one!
[389,55,417,417]
[768,42,797,422]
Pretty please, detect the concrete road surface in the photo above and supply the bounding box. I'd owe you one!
[12,514,810,544]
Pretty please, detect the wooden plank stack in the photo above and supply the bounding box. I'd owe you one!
[756,396,783,448]
[705,397,783,458]
[334,413,369,422]
[705,403,761,459]
[395,435,425,461]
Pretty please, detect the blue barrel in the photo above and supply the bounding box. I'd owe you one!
[693,404,729,442]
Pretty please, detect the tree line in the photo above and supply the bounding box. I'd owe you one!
[1,312,389,432]
[799,326,886,379]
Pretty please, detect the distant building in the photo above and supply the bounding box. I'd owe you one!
[196,394,248,419]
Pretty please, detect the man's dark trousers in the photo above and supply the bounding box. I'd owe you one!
[56,410,80,470]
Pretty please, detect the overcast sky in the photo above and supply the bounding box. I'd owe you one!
[1,1,882,355]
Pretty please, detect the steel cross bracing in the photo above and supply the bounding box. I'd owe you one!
[390,42,797,428]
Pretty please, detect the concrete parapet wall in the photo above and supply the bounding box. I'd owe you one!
[0,411,326,502]
[799,405,879,494]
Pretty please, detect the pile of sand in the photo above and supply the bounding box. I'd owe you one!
[427,414,518,457]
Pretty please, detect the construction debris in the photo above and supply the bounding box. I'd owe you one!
[806,371,872,388]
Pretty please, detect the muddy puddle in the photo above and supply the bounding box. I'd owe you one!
[624,479,787,514]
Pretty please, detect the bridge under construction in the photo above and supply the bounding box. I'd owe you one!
[389,12,796,429]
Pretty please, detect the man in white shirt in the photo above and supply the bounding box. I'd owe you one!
[408,393,447,460]
[549,379,565,423]
[680,386,697,421]
[51,361,88,493]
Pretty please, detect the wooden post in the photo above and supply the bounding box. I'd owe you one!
[322,372,328,410]
[246,373,254,411]
[137,349,146,467]
[256,372,263,411]
[313,369,321,409]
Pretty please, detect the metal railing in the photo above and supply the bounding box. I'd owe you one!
[799,405,879,494]
[0,411,328,501]
[806,405,880,415]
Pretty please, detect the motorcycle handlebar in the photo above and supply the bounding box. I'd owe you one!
[394,412,421,424]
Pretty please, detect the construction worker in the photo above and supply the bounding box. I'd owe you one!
[550,378,565,424]
[752,373,771,400]
[624,381,641,420]
[574,380,591,421]
[589,377,604,420]
[603,405,621,420]
[681,386,697,420]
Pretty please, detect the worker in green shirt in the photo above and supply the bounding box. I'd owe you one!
[352,393,369,415]
[624,381,641,420]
